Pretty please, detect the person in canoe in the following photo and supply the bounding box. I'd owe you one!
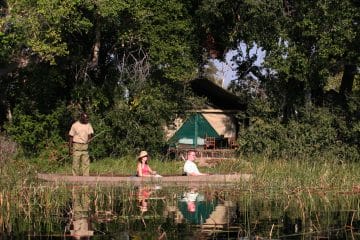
[183,149,208,176]
[137,150,162,177]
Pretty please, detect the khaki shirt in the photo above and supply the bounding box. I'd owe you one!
[69,121,94,144]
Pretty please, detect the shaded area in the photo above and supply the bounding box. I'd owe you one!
[190,78,246,110]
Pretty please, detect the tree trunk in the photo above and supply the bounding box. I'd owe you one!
[90,14,101,69]
[0,55,31,76]
[282,77,304,123]
[339,64,357,96]
[6,103,12,123]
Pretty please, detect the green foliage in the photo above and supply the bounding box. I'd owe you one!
[14,66,69,112]
[0,32,17,64]
[0,134,19,172]
[238,107,360,162]
[225,0,360,120]
[98,85,178,157]
[1,0,359,165]
[132,0,198,81]
[5,104,69,155]
[224,0,360,162]
[1,0,201,160]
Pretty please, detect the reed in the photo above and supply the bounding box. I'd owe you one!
[2,153,360,193]
[243,156,360,191]
[40,155,184,176]
[0,179,359,239]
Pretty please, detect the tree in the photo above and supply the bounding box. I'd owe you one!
[211,0,360,118]
[203,60,223,86]
[0,0,205,156]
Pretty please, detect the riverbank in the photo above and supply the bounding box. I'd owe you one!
[1,155,360,239]
[2,155,360,191]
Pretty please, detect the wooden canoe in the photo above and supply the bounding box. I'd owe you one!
[37,173,252,186]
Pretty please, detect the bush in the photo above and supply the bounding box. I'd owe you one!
[4,104,69,156]
[0,134,19,170]
[4,85,177,161]
[238,107,360,162]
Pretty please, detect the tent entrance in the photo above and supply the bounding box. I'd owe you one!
[168,113,219,147]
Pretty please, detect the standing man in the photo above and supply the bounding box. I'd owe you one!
[183,149,208,176]
[69,112,94,176]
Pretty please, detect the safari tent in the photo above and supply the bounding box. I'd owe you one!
[168,112,220,147]
[165,78,247,150]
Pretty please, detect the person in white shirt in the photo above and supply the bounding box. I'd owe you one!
[183,150,208,176]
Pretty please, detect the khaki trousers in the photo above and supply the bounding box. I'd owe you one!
[72,143,90,176]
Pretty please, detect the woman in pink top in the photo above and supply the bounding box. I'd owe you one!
[137,150,158,177]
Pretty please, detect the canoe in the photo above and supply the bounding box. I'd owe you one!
[37,173,252,186]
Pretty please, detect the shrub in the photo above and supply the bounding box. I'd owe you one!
[238,107,360,162]
[0,134,19,171]
[4,104,69,156]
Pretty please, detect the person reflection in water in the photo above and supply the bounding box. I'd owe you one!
[137,186,153,213]
[69,187,93,239]
[179,187,217,225]
[136,185,163,214]
[185,188,199,213]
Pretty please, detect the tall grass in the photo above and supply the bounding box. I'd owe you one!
[1,182,359,239]
[4,153,358,192]
[246,156,360,190]
[1,152,360,193]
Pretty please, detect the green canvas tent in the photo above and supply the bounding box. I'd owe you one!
[168,113,219,147]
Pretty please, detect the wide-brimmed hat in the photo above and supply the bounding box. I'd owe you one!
[138,150,148,159]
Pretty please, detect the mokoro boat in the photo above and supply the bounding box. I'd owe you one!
[37,173,252,185]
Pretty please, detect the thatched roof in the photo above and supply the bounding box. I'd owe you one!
[190,78,246,111]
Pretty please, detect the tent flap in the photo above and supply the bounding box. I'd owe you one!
[168,113,219,146]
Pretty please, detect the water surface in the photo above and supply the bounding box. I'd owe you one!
[1,184,359,239]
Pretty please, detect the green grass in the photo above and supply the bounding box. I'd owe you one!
[2,154,360,192]
[89,156,185,176]
[246,156,360,191]
[45,155,253,176]
[1,155,360,239]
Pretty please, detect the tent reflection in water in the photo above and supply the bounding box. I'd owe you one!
[178,188,217,225]
[69,187,93,239]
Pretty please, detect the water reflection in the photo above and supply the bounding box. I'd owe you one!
[177,187,244,239]
[1,185,360,239]
[69,187,93,239]
[282,212,302,236]
[136,185,163,215]
[137,186,152,214]
[178,187,217,225]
